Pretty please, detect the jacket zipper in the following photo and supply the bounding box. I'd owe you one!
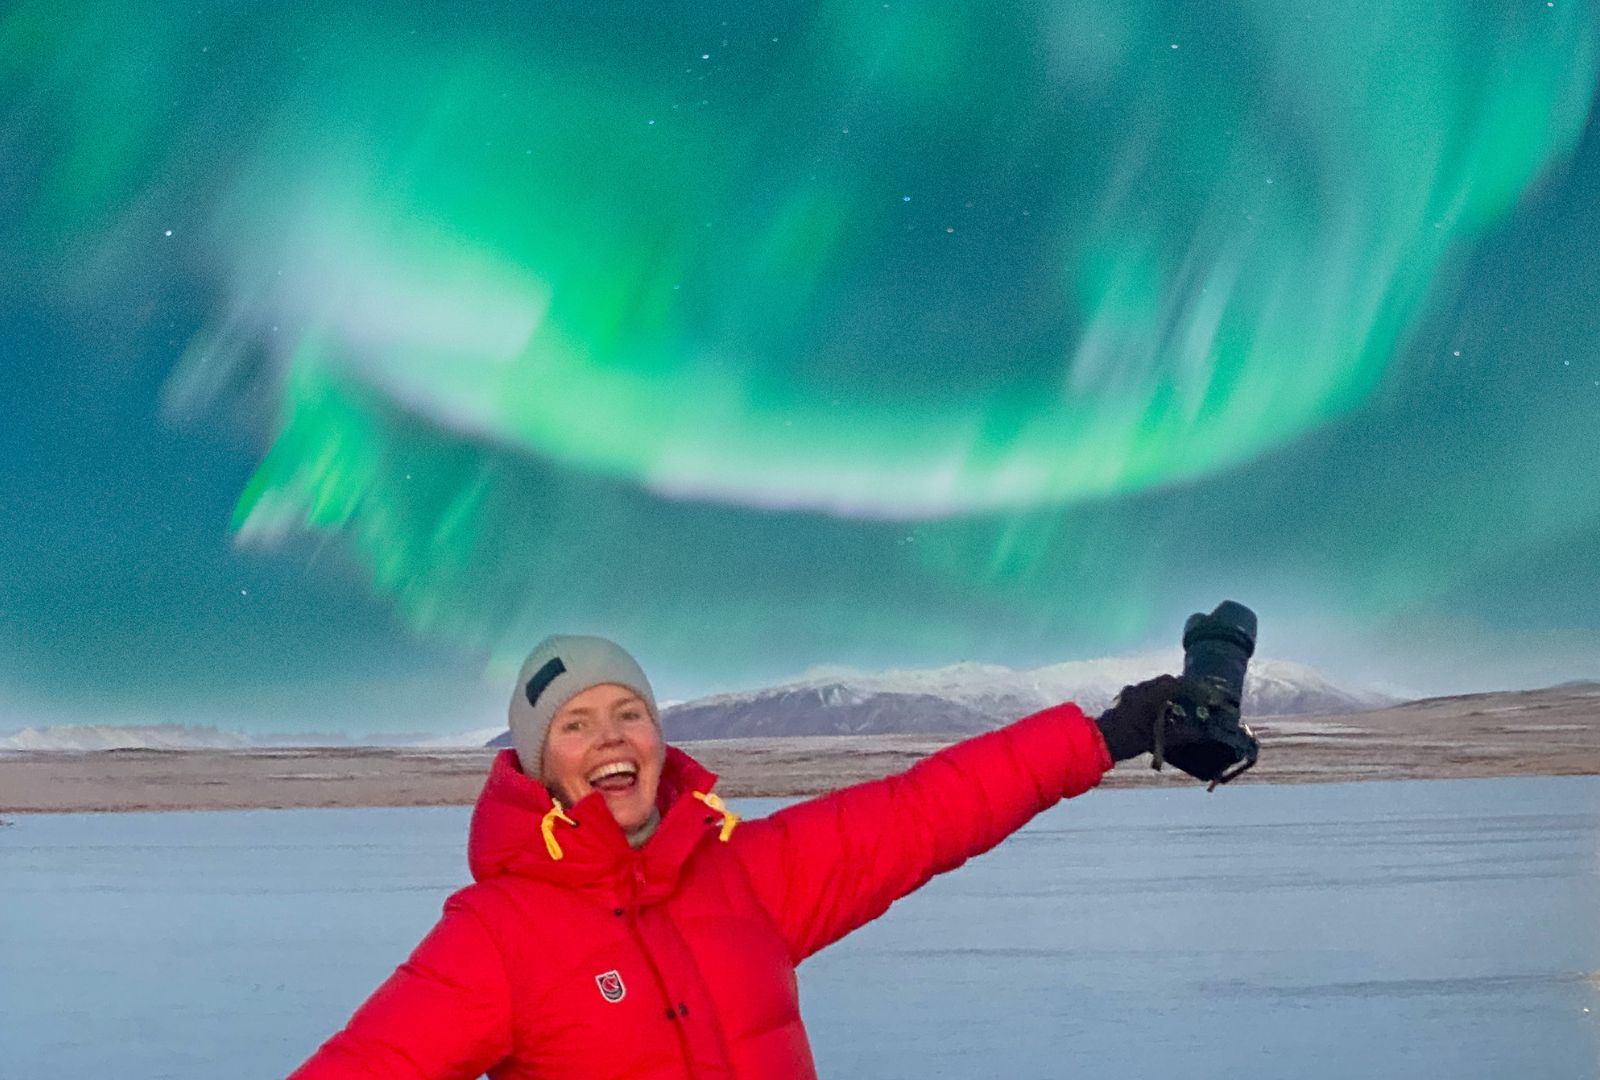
[625,858,698,1078]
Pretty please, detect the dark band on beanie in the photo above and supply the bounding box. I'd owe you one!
[524,657,568,709]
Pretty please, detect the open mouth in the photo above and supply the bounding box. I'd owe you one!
[587,761,639,794]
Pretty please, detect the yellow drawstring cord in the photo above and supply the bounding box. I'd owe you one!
[541,800,577,861]
[693,791,740,842]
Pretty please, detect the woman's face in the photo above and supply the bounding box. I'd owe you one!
[541,683,665,833]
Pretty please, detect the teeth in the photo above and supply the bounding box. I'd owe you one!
[588,761,638,782]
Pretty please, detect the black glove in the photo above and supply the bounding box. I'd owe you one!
[1095,674,1186,762]
[1097,674,1259,785]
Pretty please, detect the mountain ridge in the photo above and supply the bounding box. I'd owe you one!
[489,651,1394,744]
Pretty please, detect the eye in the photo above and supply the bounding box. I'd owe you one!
[559,717,586,734]
[620,709,645,722]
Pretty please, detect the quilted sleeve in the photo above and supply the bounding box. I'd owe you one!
[286,893,513,1080]
[730,703,1112,962]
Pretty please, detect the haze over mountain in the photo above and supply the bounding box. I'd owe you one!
[489,652,1395,744]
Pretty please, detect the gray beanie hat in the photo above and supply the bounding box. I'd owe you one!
[507,635,659,777]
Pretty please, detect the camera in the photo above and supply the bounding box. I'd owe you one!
[1156,601,1261,788]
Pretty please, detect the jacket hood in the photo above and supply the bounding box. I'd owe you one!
[467,746,732,902]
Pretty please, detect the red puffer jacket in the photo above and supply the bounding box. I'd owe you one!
[288,703,1112,1079]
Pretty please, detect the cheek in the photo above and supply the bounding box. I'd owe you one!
[541,735,590,790]
[641,728,667,764]
[630,729,666,779]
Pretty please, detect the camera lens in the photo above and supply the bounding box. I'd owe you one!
[1181,601,1257,711]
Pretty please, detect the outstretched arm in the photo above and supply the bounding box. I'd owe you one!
[730,702,1112,962]
[287,894,513,1080]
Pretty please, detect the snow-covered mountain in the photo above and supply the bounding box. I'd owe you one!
[408,726,510,749]
[0,725,495,752]
[659,652,1394,739]
[0,724,260,752]
[485,652,1396,744]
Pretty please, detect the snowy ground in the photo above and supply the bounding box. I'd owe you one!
[3,777,1598,1079]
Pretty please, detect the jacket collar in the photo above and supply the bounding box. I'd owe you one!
[467,746,731,903]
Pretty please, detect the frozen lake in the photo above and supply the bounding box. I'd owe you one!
[4,776,1599,1079]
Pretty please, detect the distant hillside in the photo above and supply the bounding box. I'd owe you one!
[487,651,1394,745]
[5,684,1597,810]
[0,656,1398,753]
[0,724,258,752]
[0,726,455,752]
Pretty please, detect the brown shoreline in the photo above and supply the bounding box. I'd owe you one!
[3,685,1597,813]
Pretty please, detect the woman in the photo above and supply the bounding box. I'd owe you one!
[289,634,1188,1079]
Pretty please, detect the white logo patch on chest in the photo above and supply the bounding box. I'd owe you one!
[595,969,626,1003]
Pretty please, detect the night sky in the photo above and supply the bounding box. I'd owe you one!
[4,0,1599,737]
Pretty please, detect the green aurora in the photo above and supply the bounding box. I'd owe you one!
[3,0,1599,728]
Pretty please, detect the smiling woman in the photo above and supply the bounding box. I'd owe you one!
[540,684,666,842]
[286,634,1203,1079]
